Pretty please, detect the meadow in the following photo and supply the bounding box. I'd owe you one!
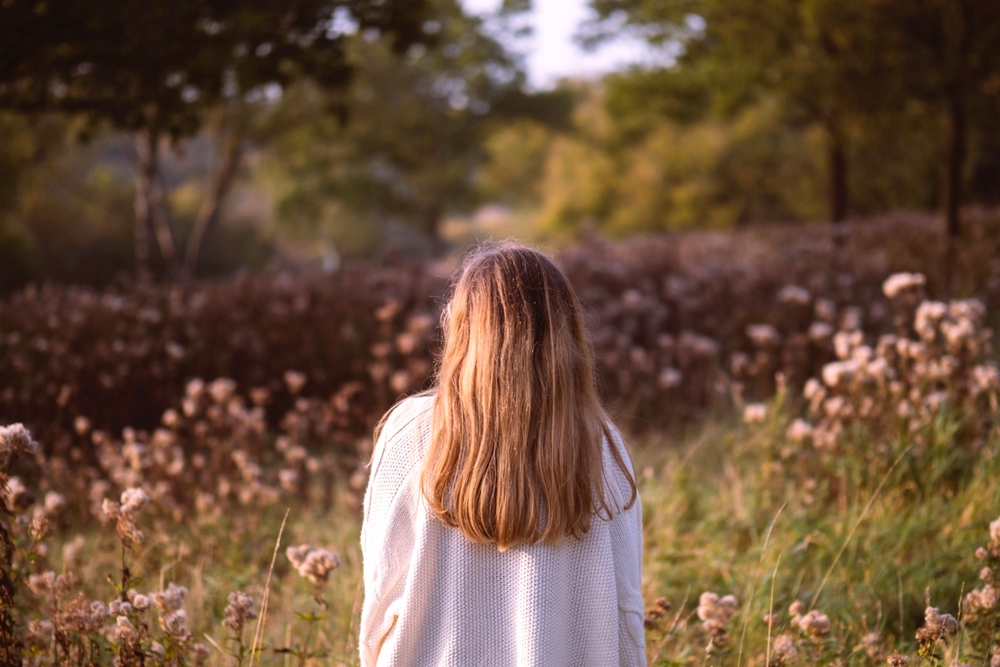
[4,213,1000,666]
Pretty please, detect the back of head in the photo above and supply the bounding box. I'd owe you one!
[423,242,636,551]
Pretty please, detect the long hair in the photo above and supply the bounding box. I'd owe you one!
[421,242,637,551]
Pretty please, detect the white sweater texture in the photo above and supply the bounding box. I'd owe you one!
[359,394,647,667]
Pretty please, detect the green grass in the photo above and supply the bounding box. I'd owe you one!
[30,402,1000,666]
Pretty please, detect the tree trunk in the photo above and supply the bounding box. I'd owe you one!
[826,125,849,225]
[183,129,243,277]
[132,131,156,282]
[134,130,177,279]
[421,200,443,242]
[940,0,970,291]
[943,86,966,287]
[149,173,176,272]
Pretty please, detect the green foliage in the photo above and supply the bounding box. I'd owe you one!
[0,0,430,137]
[263,0,524,247]
[528,87,828,236]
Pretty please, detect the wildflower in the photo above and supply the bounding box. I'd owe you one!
[991,650,1000,667]
[914,301,947,340]
[149,641,166,657]
[43,491,66,515]
[108,600,133,616]
[152,582,188,613]
[193,642,211,666]
[284,370,307,394]
[743,404,767,424]
[161,608,192,642]
[73,415,91,436]
[697,591,738,649]
[990,517,1000,543]
[784,419,813,444]
[0,423,39,471]
[808,321,834,342]
[103,487,150,548]
[747,324,781,347]
[794,609,831,637]
[207,378,237,404]
[657,367,682,389]
[887,654,911,667]
[778,285,811,305]
[223,591,258,635]
[287,545,341,586]
[279,469,300,492]
[60,596,109,635]
[127,589,151,611]
[29,507,50,540]
[916,607,957,649]
[803,379,825,403]
[773,634,797,663]
[882,272,926,299]
[113,615,137,642]
[822,360,858,388]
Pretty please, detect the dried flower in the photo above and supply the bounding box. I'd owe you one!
[743,403,767,424]
[773,633,797,663]
[286,545,342,586]
[152,582,188,613]
[794,609,831,637]
[0,423,38,472]
[883,272,926,299]
[222,591,258,635]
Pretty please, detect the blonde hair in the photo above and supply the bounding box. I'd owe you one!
[421,242,636,551]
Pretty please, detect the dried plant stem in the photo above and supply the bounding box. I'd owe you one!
[250,509,289,667]
[298,593,321,667]
[346,578,364,659]
[765,553,782,667]
[650,589,691,666]
[737,502,786,667]
[810,445,913,610]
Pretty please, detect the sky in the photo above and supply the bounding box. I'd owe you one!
[461,0,665,89]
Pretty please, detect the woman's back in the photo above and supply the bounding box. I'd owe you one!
[360,394,646,667]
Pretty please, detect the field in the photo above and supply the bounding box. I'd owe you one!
[4,213,1000,666]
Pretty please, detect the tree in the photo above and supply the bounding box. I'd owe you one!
[585,0,887,226]
[0,0,429,278]
[869,0,1000,278]
[265,0,524,248]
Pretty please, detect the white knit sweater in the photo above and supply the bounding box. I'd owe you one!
[360,395,646,667]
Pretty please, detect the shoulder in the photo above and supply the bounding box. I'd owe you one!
[601,419,639,514]
[371,393,436,472]
[380,393,435,440]
[603,420,634,473]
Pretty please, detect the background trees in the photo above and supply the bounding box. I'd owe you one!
[584,0,1000,247]
[0,0,430,278]
[0,0,998,288]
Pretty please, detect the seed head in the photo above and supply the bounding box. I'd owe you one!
[222,591,258,635]
[773,634,797,663]
[882,272,925,299]
[0,423,38,472]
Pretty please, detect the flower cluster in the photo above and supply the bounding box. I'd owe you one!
[287,544,342,587]
[696,591,738,653]
[101,487,150,548]
[770,273,999,465]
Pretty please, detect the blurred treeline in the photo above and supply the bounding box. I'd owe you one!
[1,0,999,291]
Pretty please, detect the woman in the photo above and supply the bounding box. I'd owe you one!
[360,243,645,667]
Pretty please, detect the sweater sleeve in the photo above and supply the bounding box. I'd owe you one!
[359,399,426,667]
[607,426,648,667]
